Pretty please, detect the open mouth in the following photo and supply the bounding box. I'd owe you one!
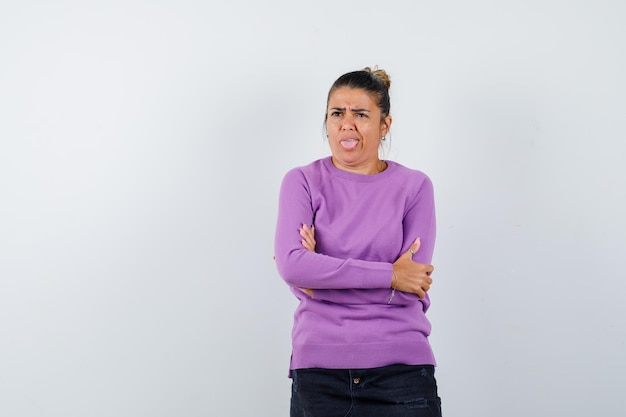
[340,139,358,150]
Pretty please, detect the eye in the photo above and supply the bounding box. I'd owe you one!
[356,112,368,118]
[330,111,342,118]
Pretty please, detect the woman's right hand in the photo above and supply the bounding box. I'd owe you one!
[391,238,434,298]
[300,224,316,252]
[298,224,316,296]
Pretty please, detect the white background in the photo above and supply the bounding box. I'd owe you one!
[1,1,625,416]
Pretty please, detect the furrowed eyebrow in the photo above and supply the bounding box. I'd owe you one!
[329,107,371,112]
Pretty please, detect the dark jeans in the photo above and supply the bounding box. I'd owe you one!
[290,364,442,417]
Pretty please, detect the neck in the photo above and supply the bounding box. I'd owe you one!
[331,158,387,175]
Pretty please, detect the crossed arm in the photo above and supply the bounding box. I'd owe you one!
[298,224,434,299]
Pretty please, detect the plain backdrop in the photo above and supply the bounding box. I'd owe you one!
[1,1,625,416]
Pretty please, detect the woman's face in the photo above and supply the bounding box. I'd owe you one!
[326,87,392,174]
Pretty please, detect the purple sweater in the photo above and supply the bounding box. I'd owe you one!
[274,157,436,371]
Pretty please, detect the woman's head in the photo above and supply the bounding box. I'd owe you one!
[326,67,391,120]
[325,67,393,175]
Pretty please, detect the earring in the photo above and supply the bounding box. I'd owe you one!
[381,136,386,141]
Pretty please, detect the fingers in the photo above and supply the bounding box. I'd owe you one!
[426,264,434,276]
[411,272,432,298]
[407,237,421,258]
[400,261,434,298]
[415,279,432,299]
[299,224,316,252]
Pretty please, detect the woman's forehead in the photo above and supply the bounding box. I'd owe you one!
[327,87,377,108]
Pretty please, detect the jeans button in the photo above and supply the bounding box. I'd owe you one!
[353,377,360,384]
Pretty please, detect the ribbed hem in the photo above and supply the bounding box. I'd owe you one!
[290,340,436,370]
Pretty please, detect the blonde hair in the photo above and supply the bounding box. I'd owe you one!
[363,66,391,90]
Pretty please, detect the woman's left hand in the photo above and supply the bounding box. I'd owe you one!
[298,224,316,296]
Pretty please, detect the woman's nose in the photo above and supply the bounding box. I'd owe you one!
[341,114,355,130]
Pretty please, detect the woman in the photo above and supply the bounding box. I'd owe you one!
[274,67,441,416]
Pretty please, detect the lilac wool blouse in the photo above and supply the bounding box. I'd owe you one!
[274,157,437,372]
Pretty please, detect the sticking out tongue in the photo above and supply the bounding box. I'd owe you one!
[340,139,358,150]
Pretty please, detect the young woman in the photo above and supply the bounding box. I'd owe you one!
[275,67,441,417]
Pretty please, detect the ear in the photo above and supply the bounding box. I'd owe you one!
[381,115,392,136]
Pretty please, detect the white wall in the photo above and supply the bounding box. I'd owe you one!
[1,1,625,416]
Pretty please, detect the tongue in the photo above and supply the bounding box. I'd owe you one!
[340,139,358,150]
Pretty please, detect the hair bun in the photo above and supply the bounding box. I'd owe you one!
[363,66,391,90]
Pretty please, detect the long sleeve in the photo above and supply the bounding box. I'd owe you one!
[276,158,438,371]
[274,168,393,291]
[310,174,436,307]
